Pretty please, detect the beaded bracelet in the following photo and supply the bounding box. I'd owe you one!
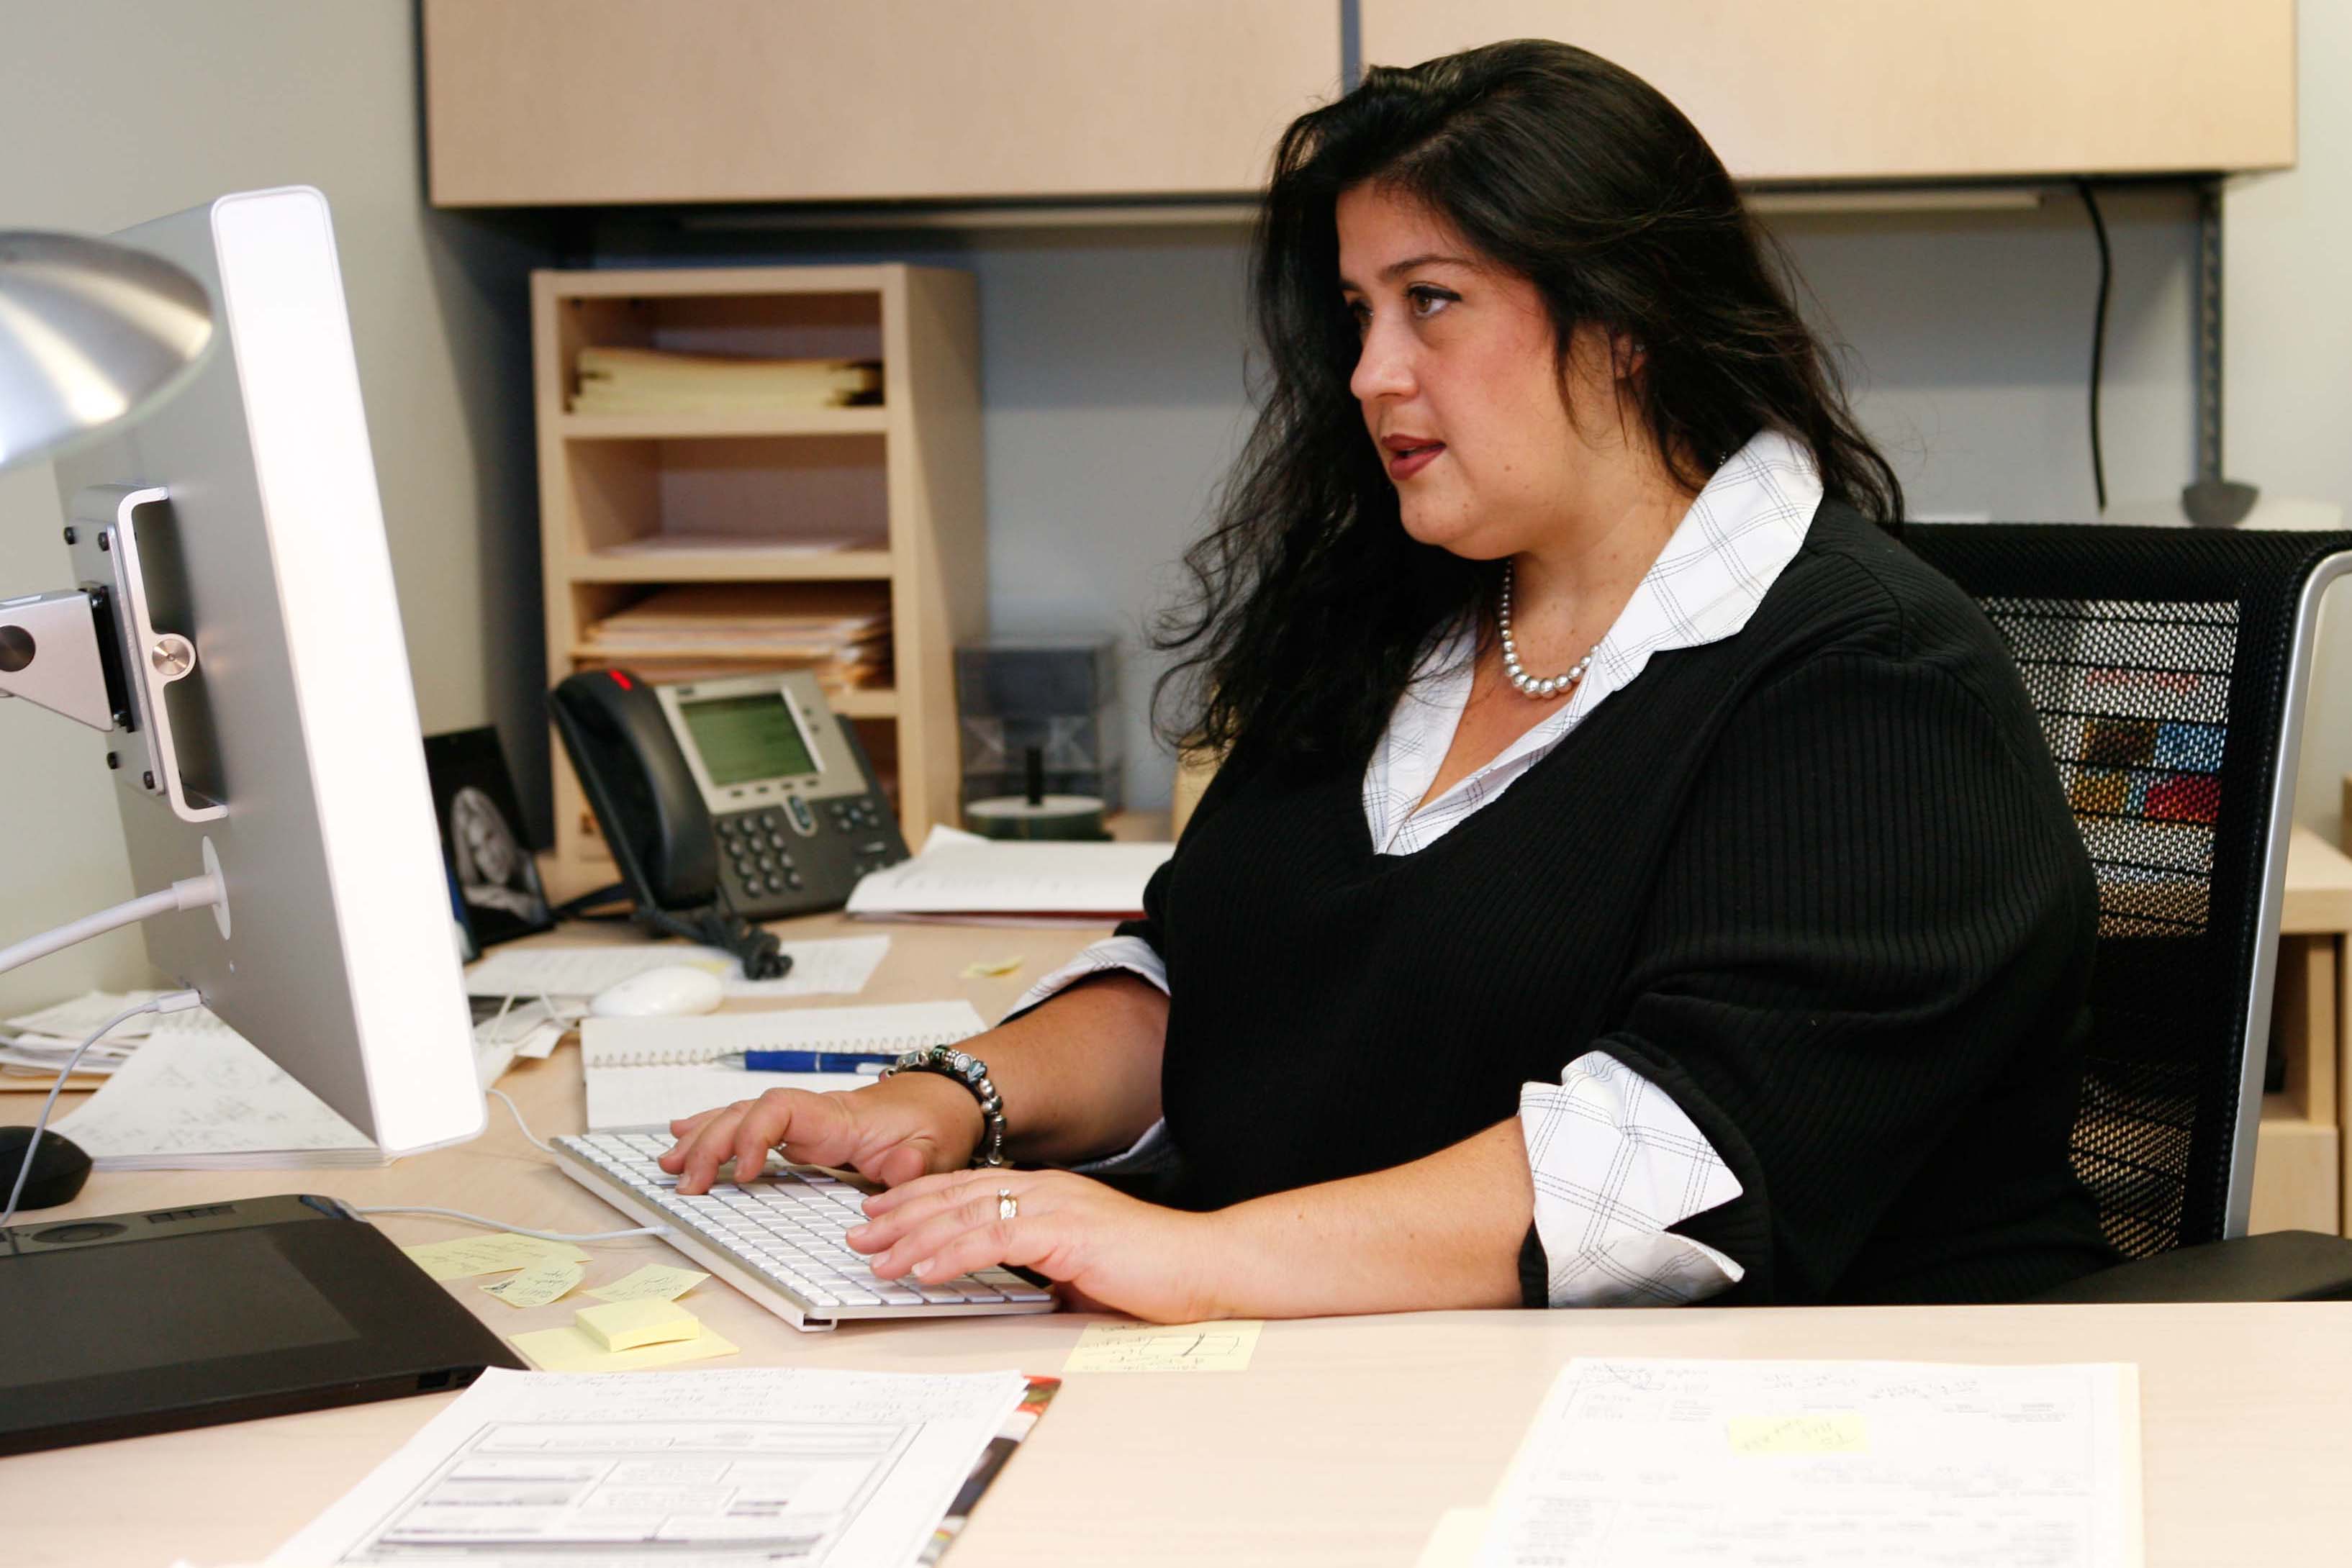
[881,1043,1008,1169]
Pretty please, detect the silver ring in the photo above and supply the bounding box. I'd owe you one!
[997,1187,1018,1221]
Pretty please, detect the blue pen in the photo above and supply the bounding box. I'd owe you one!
[720,1050,897,1074]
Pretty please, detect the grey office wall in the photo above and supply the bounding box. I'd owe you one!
[600,189,2200,812]
[0,0,543,1012]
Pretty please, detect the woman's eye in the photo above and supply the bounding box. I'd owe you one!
[1346,299,1371,334]
[1407,286,1457,319]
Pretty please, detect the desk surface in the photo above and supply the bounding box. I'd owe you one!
[10,915,2352,1567]
[2284,823,2352,935]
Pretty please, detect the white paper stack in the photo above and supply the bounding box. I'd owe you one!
[846,825,1172,926]
[0,989,168,1087]
[51,1012,384,1170]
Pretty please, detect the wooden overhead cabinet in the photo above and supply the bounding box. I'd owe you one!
[425,0,1343,206]
[1362,0,2295,181]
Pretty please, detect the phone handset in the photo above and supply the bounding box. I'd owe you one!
[548,669,787,979]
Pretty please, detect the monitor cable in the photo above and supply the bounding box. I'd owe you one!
[0,872,225,981]
[354,1086,671,1243]
[2,988,202,1229]
[3,989,669,1246]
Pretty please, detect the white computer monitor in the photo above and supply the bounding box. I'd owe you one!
[48,186,482,1156]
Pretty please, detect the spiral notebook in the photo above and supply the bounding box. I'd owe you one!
[579,1001,988,1131]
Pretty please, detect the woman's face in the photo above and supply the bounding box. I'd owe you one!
[1337,182,1611,559]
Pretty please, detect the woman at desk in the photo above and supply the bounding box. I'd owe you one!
[666,40,2114,1318]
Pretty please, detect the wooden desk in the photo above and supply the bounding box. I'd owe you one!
[11,916,2352,1566]
[2265,828,2352,1236]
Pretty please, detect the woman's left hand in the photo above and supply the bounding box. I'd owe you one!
[846,1169,1227,1324]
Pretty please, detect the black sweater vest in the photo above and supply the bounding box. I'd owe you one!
[1121,502,2114,1306]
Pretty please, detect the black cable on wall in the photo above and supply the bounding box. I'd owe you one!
[2076,180,2113,515]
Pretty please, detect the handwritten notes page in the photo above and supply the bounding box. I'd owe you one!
[479,1256,586,1310]
[463,935,890,1001]
[49,1018,383,1169]
[587,1264,710,1302]
[1064,1319,1263,1373]
[401,1235,588,1282]
[1475,1359,2143,1568]
[268,1367,1028,1568]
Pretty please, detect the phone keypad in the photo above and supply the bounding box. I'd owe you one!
[713,792,906,914]
[718,809,804,900]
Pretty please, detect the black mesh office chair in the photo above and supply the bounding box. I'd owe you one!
[1902,523,2352,1300]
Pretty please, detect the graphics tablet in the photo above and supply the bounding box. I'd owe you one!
[0,1192,524,1455]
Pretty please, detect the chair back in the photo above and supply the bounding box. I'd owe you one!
[1901,524,2352,1256]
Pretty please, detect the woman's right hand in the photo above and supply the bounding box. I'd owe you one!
[659,1071,983,1195]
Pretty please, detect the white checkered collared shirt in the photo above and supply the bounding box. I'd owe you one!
[1012,428,1824,1306]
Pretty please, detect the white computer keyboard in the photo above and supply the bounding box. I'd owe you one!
[551,1130,1056,1333]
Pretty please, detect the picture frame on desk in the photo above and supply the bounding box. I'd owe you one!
[424,726,556,951]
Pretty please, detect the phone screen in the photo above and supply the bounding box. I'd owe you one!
[679,692,820,785]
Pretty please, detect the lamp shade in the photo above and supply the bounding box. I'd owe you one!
[0,231,214,471]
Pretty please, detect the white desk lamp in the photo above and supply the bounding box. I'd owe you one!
[0,230,213,471]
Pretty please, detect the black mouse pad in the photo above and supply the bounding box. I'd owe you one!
[0,1192,525,1455]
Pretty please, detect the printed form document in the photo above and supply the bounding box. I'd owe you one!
[271,1367,1028,1567]
[1475,1358,2142,1568]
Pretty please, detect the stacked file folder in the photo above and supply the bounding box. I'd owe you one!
[570,346,882,415]
[580,584,892,694]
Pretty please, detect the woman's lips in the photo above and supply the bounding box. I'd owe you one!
[1386,442,1444,480]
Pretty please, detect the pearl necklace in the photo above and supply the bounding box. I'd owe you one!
[1498,561,1593,699]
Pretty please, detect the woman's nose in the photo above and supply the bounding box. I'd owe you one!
[1349,317,1415,405]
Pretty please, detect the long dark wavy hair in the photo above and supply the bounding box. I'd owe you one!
[1156,39,1902,770]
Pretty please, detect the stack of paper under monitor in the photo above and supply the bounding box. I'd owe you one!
[579,583,892,694]
[569,346,882,414]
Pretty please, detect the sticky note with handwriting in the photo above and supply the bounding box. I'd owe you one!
[1726,1410,1869,1456]
[1063,1318,1262,1374]
[481,1256,585,1310]
[511,1320,740,1373]
[585,1264,710,1303]
[402,1234,587,1282]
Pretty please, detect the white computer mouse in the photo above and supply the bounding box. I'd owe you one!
[588,965,727,1018]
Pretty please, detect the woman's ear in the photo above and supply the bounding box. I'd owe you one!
[1611,330,1647,383]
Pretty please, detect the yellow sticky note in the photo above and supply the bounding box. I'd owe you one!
[961,956,1025,979]
[511,1321,740,1373]
[402,1234,588,1282]
[576,1297,702,1351]
[1726,1411,1869,1456]
[481,1256,586,1310]
[1063,1319,1263,1374]
[585,1264,710,1303]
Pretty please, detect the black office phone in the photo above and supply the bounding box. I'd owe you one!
[551,668,908,923]
[0,1195,522,1455]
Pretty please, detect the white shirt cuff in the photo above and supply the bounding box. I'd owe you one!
[1520,1050,1747,1308]
[1005,935,1174,1177]
[1006,934,1169,1020]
